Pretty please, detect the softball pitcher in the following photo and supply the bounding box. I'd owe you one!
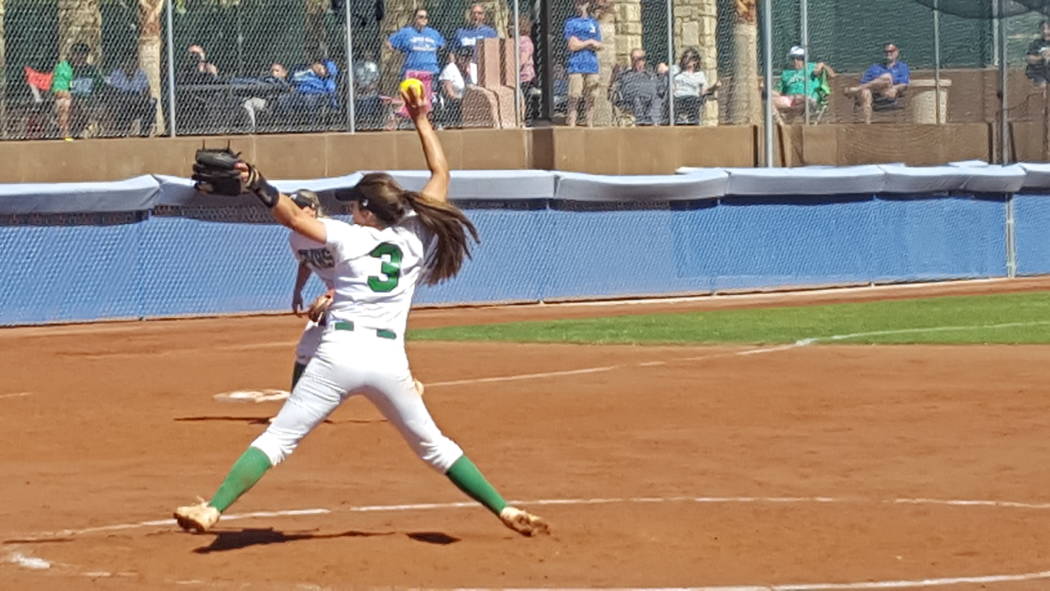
[175,85,549,537]
[287,192,424,396]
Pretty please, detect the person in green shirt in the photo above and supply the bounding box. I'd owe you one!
[773,46,835,122]
[51,43,103,140]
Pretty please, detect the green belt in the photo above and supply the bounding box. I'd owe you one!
[333,320,397,340]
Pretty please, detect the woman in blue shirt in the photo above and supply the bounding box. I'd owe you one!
[387,8,446,79]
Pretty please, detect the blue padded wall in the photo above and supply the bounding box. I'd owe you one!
[0,193,1024,325]
[1015,193,1050,276]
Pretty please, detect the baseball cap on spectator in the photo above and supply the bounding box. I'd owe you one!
[788,46,805,58]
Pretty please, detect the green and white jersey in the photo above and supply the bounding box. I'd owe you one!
[320,213,436,337]
[289,231,337,289]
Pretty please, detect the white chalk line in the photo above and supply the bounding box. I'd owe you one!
[424,346,793,388]
[426,319,1050,389]
[5,551,51,570]
[451,569,1050,591]
[794,320,1050,346]
[212,389,290,403]
[207,320,1050,402]
[217,341,296,352]
[4,548,139,580]
[0,392,32,399]
[14,494,1050,589]
[18,494,1050,541]
[530,277,1014,309]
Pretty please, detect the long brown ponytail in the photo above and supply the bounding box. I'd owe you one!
[338,173,480,285]
[403,191,479,285]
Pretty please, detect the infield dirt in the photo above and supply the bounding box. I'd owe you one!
[4,277,1050,589]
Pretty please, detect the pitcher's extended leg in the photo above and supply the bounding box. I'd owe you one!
[364,380,549,536]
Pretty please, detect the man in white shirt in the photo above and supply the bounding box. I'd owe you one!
[437,47,472,128]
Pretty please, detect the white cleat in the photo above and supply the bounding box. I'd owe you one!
[499,506,550,537]
[173,498,221,533]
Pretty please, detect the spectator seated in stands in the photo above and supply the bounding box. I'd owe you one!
[1024,20,1050,90]
[387,8,446,80]
[610,48,668,126]
[104,55,156,137]
[51,42,103,140]
[670,47,716,125]
[844,42,910,124]
[773,45,834,123]
[175,43,223,132]
[179,44,220,85]
[276,59,339,122]
[437,47,473,129]
[235,62,290,130]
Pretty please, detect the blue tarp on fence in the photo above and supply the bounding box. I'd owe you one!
[0,165,1042,326]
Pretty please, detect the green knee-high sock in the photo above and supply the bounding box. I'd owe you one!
[208,447,273,512]
[445,455,508,515]
[291,362,307,389]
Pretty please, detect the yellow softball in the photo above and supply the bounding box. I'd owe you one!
[399,77,424,98]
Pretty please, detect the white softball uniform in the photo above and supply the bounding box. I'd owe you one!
[254,213,462,472]
[289,231,337,364]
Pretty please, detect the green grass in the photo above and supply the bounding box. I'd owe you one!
[409,292,1050,346]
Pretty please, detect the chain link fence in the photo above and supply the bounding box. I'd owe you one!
[765,0,1050,164]
[0,0,1048,163]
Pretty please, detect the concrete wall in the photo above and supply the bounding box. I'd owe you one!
[0,121,1017,183]
[779,123,992,167]
[0,128,535,183]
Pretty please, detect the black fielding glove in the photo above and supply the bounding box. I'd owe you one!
[192,148,279,208]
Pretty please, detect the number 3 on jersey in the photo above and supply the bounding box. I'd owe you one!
[368,243,403,292]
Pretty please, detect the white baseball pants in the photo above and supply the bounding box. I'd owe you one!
[253,327,463,472]
[294,319,325,365]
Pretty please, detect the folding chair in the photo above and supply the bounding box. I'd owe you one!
[23,67,55,138]
[812,69,832,123]
[607,65,636,127]
[872,93,906,113]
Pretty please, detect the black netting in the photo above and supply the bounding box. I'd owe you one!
[911,1,1050,19]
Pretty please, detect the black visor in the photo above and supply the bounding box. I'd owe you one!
[334,187,363,202]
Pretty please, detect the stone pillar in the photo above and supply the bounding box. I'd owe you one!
[613,0,643,65]
[674,0,719,125]
[58,0,102,62]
